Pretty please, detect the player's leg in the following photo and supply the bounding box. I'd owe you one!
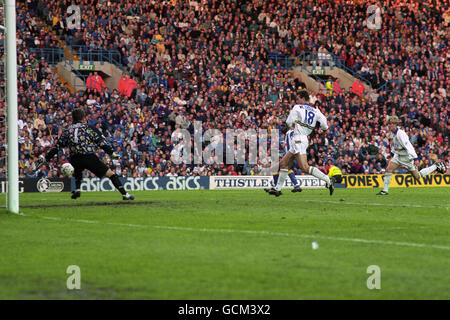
[410,169,421,181]
[70,156,83,199]
[273,171,279,185]
[296,153,334,195]
[275,152,292,190]
[271,135,305,195]
[265,158,281,192]
[104,169,134,200]
[294,135,334,195]
[299,155,331,184]
[269,152,293,196]
[264,171,279,192]
[71,166,83,199]
[288,159,302,192]
[435,161,447,174]
[87,154,134,200]
[413,161,447,178]
[377,160,399,195]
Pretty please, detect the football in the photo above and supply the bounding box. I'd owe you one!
[60,162,74,176]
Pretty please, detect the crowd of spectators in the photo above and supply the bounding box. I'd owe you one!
[0,0,448,180]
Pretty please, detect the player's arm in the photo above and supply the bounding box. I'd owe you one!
[44,147,59,162]
[285,106,298,127]
[398,131,417,159]
[280,122,289,134]
[316,110,329,131]
[92,127,120,159]
[35,131,68,168]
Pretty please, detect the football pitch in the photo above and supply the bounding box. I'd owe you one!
[0,188,448,300]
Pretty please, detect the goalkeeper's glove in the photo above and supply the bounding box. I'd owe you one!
[35,155,46,169]
[111,152,120,160]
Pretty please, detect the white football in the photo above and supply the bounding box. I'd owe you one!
[61,163,74,176]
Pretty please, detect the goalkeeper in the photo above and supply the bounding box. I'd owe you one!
[327,165,343,183]
[36,108,134,201]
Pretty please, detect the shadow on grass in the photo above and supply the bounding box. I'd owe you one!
[21,201,155,209]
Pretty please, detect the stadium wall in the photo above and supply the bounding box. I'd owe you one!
[209,176,327,189]
[343,174,450,189]
[0,178,71,193]
[76,176,210,192]
[1,174,449,193]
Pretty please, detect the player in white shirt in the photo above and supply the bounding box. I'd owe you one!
[377,115,447,195]
[264,124,302,193]
[268,90,335,196]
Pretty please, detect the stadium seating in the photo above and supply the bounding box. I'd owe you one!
[0,0,447,179]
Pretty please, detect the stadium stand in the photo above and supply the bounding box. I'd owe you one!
[0,0,447,179]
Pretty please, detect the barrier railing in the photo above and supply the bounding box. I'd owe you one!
[30,46,123,69]
[265,50,373,91]
[295,51,373,90]
[66,45,123,70]
[29,47,65,66]
[267,53,295,69]
[29,45,123,94]
[376,79,402,94]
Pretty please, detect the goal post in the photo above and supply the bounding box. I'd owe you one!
[4,0,18,214]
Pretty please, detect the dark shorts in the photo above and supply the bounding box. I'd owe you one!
[333,174,343,183]
[70,153,109,178]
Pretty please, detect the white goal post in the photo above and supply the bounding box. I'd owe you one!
[3,0,19,213]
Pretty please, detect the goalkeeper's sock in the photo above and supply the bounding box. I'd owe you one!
[288,170,299,187]
[419,164,437,178]
[275,169,289,191]
[382,173,392,192]
[273,172,279,185]
[308,167,331,184]
[109,174,126,195]
[75,176,82,190]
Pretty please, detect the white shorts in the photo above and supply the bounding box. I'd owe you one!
[288,134,308,155]
[392,154,416,171]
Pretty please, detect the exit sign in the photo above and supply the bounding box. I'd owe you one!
[79,64,95,71]
[311,69,325,75]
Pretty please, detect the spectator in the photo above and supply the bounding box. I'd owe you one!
[1,0,446,179]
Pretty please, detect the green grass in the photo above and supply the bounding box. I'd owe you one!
[0,187,449,299]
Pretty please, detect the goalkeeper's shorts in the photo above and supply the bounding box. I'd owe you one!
[332,174,343,183]
[70,153,109,178]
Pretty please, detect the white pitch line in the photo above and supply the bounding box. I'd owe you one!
[331,226,430,232]
[19,197,449,209]
[209,197,449,209]
[300,199,450,210]
[22,213,450,251]
[31,214,147,229]
[152,225,450,251]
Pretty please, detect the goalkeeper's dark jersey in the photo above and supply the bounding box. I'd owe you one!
[53,123,113,157]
